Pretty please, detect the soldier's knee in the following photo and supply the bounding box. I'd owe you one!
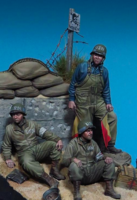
[106,161,115,171]
[20,156,34,170]
[113,113,117,121]
[68,162,83,180]
[110,162,115,169]
[43,141,56,150]
[48,141,56,147]
[109,111,117,122]
[69,162,79,173]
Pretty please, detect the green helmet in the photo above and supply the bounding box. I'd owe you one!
[78,121,95,135]
[43,188,61,200]
[90,44,107,58]
[10,103,26,115]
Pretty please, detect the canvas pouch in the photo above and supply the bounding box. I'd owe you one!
[6,169,29,184]
[115,165,137,190]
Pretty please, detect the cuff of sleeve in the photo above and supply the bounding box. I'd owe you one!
[54,137,61,143]
[4,155,11,161]
[71,158,75,162]
[105,101,111,105]
[69,96,75,101]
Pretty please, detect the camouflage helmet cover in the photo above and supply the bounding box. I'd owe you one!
[10,103,26,115]
[78,121,96,135]
[90,44,107,58]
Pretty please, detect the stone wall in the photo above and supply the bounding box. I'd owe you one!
[0,95,75,152]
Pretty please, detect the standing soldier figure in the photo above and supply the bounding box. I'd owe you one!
[2,103,65,188]
[61,121,121,200]
[68,44,121,153]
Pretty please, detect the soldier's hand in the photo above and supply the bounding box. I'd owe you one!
[104,157,113,164]
[6,159,15,168]
[106,104,113,112]
[56,140,63,151]
[73,158,83,168]
[68,101,76,109]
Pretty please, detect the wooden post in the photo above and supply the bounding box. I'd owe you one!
[66,8,74,72]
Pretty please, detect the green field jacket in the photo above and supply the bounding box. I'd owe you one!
[62,137,104,167]
[2,119,60,160]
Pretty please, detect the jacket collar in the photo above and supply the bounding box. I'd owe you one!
[78,137,92,146]
[91,61,103,69]
[13,119,28,131]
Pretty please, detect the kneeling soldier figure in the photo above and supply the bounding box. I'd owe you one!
[61,121,121,200]
[2,103,65,188]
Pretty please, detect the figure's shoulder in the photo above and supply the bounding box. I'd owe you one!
[79,61,88,69]
[68,137,78,146]
[102,66,108,73]
[75,62,88,74]
[6,123,14,133]
[26,119,35,125]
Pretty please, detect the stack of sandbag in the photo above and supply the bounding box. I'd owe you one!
[0,71,32,99]
[0,58,69,99]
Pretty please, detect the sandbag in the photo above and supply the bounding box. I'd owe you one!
[15,86,39,97]
[32,73,63,89]
[9,58,49,80]
[40,83,69,97]
[0,71,32,90]
[103,151,131,167]
[0,89,15,99]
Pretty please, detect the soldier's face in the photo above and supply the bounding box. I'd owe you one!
[92,54,104,65]
[82,129,93,141]
[12,113,24,124]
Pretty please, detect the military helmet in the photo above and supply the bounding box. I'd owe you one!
[10,103,26,115]
[78,121,96,135]
[43,188,61,200]
[90,44,107,58]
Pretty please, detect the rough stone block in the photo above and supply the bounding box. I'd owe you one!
[0,96,75,153]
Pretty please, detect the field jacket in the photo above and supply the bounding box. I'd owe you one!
[62,137,104,167]
[2,119,60,160]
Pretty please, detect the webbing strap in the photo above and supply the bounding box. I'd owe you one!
[87,61,91,76]
[129,168,136,189]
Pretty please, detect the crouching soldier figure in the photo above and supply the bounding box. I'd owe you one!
[61,121,121,200]
[2,103,65,188]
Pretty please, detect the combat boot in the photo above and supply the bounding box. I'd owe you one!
[73,181,82,200]
[105,180,121,199]
[50,160,66,180]
[106,146,122,154]
[105,143,122,154]
[41,172,59,188]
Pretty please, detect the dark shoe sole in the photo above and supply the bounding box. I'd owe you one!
[105,192,121,199]
[104,150,122,154]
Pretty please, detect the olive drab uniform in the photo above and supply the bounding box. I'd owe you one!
[61,137,115,184]
[75,62,117,144]
[2,119,61,179]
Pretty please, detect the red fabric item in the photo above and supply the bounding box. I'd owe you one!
[72,133,79,138]
[101,121,111,147]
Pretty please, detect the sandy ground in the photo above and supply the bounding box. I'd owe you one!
[0,155,137,200]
